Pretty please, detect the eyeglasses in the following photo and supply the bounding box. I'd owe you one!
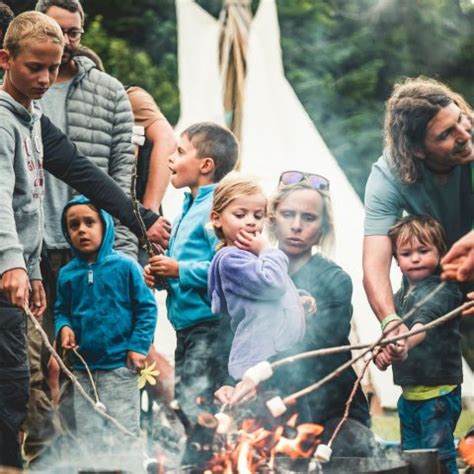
[279,170,330,190]
[61,27,84,41]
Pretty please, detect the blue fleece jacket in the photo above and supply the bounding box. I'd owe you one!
[165,184,220,330]
[54,196,157,370]
[208,246,306,380]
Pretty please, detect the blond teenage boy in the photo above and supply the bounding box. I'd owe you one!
[144,122,238,420]
[0,12,64,469]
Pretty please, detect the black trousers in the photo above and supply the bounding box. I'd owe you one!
[174,320,227,421]
[0,294,29,468]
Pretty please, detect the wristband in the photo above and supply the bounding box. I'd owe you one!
[380,313,402,332]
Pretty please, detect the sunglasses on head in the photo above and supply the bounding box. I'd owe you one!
[278,170,330,190]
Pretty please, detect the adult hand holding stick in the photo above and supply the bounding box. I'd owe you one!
[441,230,474,316]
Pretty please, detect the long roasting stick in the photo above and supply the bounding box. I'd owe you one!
[273,281,449,370]
[24,305,138,438]
[284,297,472,404]
[131,126,169,290]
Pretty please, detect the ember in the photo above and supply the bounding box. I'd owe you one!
[203,414,323,473]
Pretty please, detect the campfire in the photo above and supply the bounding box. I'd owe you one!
[157,404,324,474]
[204,414,323,473]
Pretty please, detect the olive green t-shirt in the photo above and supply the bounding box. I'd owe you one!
[364,152,472,246]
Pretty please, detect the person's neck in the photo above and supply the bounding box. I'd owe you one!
[0,81,31,110]
[57,60,77,83]
[423,161,456,177]
[190,179,213,198]
[287,252,312,275]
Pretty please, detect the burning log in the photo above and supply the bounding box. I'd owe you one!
[181,412,219,469]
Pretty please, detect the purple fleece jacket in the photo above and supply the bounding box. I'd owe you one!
[208,246,305,380]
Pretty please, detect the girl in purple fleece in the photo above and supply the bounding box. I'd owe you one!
[208,176,310,403]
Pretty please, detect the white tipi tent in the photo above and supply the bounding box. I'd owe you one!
[159,0,474,410]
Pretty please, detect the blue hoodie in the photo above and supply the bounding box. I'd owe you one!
[54,196,157,370]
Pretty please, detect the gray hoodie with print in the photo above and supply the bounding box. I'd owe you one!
[0,91,44,280]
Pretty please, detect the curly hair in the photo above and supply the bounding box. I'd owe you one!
[384,76,473,184]
[0,2,14,48]
[268,182,335,257]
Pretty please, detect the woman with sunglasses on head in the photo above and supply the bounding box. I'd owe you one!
[269,171,372,456]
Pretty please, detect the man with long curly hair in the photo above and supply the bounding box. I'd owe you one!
[363,76,473,363]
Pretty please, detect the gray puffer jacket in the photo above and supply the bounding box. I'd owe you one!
[64,56,137,257]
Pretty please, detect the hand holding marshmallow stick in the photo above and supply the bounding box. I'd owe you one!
[226,282,448,409]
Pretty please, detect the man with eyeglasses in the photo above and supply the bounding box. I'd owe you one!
[35,0,137,260]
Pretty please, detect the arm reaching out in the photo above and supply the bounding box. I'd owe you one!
[363,235,409,362]
[441,230,474,283]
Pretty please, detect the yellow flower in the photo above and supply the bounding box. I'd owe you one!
[138,362,160,389]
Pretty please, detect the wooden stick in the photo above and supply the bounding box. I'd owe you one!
[283,284,469,404]
[24,305,138,438]
[131,127,169,290]
[327,354,372,447]
[272,299,474,369]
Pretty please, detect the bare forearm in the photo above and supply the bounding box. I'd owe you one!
[363,235,396,321]
[142,120,176,212]
[142,150,171,212]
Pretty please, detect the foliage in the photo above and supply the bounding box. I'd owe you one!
[276,0,474,197]
[81,16,179,123]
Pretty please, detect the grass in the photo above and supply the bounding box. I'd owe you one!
[372,410,474,442]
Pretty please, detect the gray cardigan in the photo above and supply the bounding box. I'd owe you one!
[46,56,137,257]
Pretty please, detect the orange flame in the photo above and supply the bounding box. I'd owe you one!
[205,416,323,473]
[459,434,474,467]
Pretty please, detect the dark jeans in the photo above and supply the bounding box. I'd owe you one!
[398,386,462,474]
[0,294,29,468]
[174,321,223,421]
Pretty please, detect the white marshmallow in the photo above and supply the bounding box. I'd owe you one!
[266,396,287,417]
[314,443,332,463]
[133,125,145,136]
[243,361,273,386]
[215,413,233,434]
[132,134,146,146]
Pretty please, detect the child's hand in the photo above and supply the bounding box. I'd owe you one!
[127,351,146,372]
[373,348,392,371]
[234,229,270,255]
[148,255,179,278]
[60,326,77,350]
[143,264,155,288]
[300,295,317,315]
[29,279,47,318]
[214,385,235,405]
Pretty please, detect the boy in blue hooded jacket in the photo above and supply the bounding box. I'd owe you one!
[55,196,157,444]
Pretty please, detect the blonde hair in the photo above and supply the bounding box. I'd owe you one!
[212,174,266,249]
[268,182,335,257]
[388,215,447,259]
[4,11,64,58]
